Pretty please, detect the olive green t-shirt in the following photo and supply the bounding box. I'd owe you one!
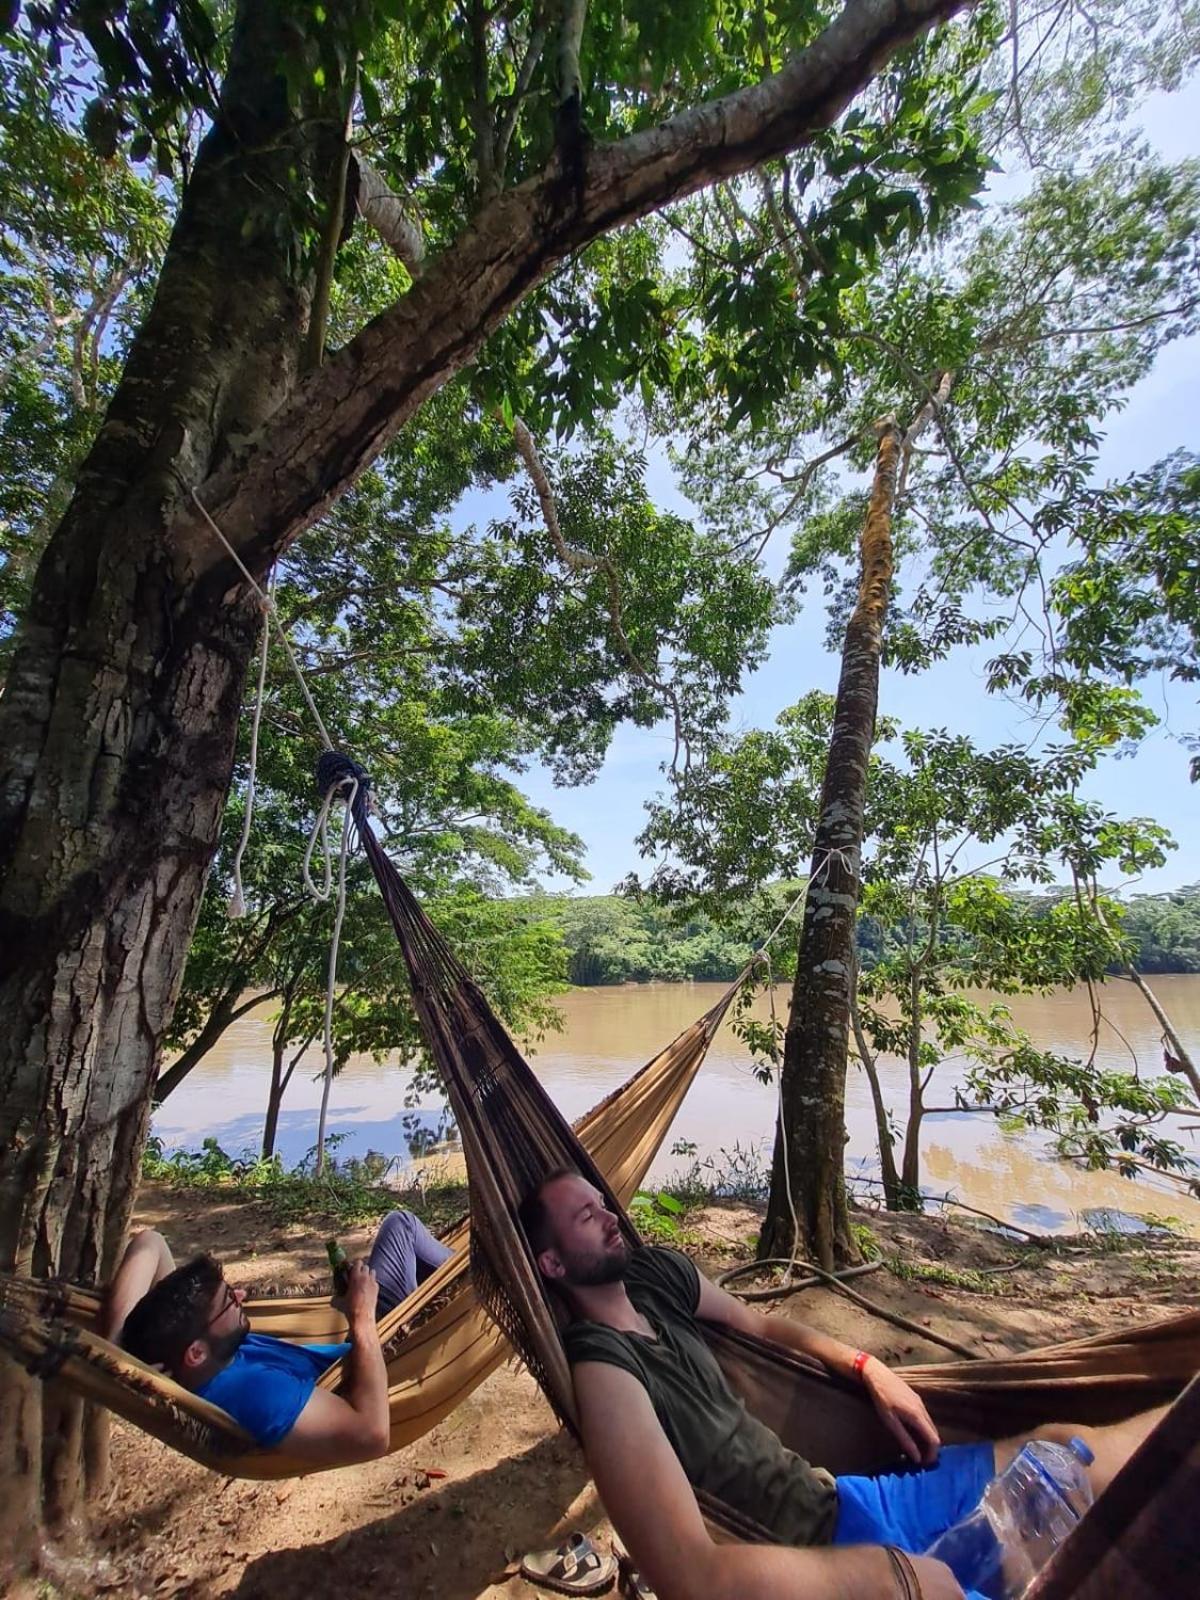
[564,1246,837,1546]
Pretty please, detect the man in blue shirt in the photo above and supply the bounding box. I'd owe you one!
[104,1210,451,1467]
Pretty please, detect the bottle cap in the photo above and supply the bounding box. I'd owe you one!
[1068,1436,1095,1466]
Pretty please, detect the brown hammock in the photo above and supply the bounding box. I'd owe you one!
[320,757,1200,1563]
[0,977,738,1477]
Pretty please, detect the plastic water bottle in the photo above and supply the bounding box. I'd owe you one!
[925,1436,1095,1599]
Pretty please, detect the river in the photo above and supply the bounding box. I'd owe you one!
[152,974,1200,1237]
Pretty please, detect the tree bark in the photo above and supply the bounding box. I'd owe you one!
[0,1,363,1562]
[760,423,903,1269]
[0,0,967,1560]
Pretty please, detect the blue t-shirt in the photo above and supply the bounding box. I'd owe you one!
[197,1334,350,1447]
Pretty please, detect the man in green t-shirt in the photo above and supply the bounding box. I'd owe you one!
[519,1170,1166,1600]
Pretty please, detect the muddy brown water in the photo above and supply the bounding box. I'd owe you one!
[153,975,1200,1237]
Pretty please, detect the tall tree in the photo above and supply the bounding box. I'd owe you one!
[639,5,1199,1264]
[761,403,939,1266]
[0,0,982,1554]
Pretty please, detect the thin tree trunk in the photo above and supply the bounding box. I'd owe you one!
[1089,892,1200,1100]
[849,962,903,1209]
[900,968,924,1200]
[154,989,276,1104]
[262,1042,288,1161]
[760,423,903,1270]
[1120,967,1200,1102]
[262,993,307,1160]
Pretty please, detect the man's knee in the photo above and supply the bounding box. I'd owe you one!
[377,1210,417,1244]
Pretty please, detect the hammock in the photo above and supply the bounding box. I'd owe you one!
[0,981,738,1477]
[314,759,1200,1561]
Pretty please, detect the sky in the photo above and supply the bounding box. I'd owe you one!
[462,78,1200,901]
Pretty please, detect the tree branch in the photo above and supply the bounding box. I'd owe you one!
[192,0,972,579]
[494,12,550,185]
[352,155,426,273]
[468,0,499,202]
[511,415,688,770]
[557,0,587,121]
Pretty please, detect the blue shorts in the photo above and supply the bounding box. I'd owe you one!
[832,1441,995,1553]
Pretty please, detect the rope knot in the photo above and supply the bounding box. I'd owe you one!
[316,751,370,806]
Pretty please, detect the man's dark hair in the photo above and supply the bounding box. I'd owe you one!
[122,1254,225,1372]
[518,1167,580,1255]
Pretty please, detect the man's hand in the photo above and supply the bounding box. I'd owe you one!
[861,1358,941,1465]
[909,1555,966,1598]
[343,1259,380,1327]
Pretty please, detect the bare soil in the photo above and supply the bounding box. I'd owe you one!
[33,1180,1200,1600]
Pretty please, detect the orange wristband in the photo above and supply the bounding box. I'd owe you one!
[852,1349,871,1381]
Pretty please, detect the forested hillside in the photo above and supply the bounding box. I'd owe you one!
[542,884,1200,985]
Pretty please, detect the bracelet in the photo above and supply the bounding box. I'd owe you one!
[851,1348,872,1381]
[884,1545,924,1600]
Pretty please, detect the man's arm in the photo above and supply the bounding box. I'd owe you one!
[102,1229,176,1343]
[575,1360,961,1600]
[281,1260,390,1467]
[694,1272,940,1466]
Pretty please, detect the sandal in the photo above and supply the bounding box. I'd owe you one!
[520,1532,617,1595]
[611,1536,657,1600]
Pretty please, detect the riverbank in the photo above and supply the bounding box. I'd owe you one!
[39,1178,1200,1600]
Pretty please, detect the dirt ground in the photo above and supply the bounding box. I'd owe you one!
[35,1180,1200,1600]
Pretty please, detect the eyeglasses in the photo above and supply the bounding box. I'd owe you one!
[206,1281,239,1329]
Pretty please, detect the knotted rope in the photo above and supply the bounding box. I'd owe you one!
[310,753,371,1174]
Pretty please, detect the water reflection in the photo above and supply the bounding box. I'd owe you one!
[153,976,1200,1237]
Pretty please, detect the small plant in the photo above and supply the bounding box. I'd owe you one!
[885,1255,1005,1294]
[851,1222,881,1261]
[630,1190,687,1243]
[662,1140,771,1206]
[140,1135,467,1230]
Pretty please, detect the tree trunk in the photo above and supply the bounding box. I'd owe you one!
[900,969,924,1202]
[0,2,361,1563]
[262,1044,287,1162]
[760,424,903,1269]
[1120,966,1200,1102]
[262,993,304,1162]
[154,989,275,1104]
[849,962,903,1209]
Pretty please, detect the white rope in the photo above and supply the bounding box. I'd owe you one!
[228,570,275,919]
[189,490,363,1175]
[314,775,358,1175]
[190,489,334,752]
[302,785,338,902]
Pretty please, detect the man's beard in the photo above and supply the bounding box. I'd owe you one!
[208,1319,250,1366]
[560,1236,631,1288]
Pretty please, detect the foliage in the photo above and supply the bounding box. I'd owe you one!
[634,692,1198,1200]
[629,1189,688,1244]
[140,1132,469,1232]
[883,1254,1006,1293]
[661,1139,772,1206]
[0,37,170,666]
[1118,885,1200,974]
